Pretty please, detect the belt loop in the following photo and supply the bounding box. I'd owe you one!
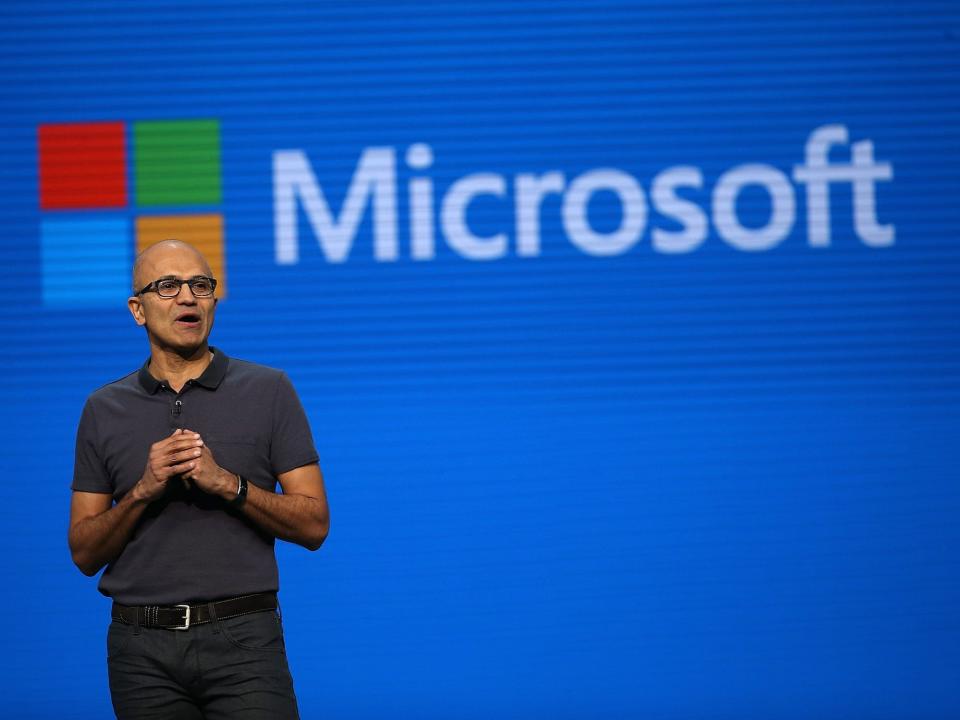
[207,601,220,634]
[133,606,142,636]
[276,593,283,622]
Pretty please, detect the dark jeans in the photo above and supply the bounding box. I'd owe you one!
[106,608,300,719]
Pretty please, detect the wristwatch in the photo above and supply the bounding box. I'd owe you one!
[229,473,248,508]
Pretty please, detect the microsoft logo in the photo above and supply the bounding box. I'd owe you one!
[38,119,226,306]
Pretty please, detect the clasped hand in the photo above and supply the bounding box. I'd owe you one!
[135,428,233,502]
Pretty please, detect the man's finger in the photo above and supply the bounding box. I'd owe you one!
[158,428,185,445]
[169,460,197,475]
[164,437,203,453]
[150,445,200,468]
[166,448,204,465]
[156,435,204,453]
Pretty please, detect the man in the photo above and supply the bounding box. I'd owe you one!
[68,239,328,719]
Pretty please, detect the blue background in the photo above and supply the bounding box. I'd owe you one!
[1,1,959,717]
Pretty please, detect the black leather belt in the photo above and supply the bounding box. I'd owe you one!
[112,592,277,630]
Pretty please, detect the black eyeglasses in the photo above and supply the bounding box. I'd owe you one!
[137,275,218,298]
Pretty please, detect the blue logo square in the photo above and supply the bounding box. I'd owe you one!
[42,218,131,306]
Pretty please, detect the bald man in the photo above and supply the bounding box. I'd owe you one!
[69,240,328,719]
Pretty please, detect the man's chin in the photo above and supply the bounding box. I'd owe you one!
[175,344,208,360]
[151,334,210,359]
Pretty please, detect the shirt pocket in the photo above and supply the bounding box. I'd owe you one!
[203,434,261,478]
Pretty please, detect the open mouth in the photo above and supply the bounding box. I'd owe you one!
[175,313,201,327]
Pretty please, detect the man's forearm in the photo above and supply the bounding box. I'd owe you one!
[238,481,329,551]
[69,490,149,576]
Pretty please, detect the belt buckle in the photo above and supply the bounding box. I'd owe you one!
[172,604,191,630]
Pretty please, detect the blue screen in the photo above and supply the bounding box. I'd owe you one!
[1,1,958,717]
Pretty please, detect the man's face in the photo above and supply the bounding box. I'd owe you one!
[127,244,218,354]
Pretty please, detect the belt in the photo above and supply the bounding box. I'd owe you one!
[112,592,277,631]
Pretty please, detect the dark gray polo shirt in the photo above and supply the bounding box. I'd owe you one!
[72,347,319,605]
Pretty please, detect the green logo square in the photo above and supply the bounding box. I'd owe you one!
[134,119,221,206]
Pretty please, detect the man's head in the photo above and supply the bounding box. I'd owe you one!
[127,239,218,357]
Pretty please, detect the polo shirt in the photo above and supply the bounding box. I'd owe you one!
[72,347,319,605]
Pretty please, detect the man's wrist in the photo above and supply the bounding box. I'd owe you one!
[228,473,248,508]
[129,480,152,505]
[217,468,238,500]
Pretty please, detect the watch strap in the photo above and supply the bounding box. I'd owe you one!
[229,473,248,508]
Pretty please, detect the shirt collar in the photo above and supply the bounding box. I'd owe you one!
[138,346,229,394]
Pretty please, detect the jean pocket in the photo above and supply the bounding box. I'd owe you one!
[219,610,286,652]
[106,620,136,659]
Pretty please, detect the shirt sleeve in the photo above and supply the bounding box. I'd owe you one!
[72,399,113,493]
[270,372,320,476]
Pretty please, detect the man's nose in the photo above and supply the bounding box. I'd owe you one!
[176,284,199,303]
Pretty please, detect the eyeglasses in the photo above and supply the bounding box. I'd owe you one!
[137,275,218,298]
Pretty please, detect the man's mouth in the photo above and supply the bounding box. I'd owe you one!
[175,312,201,327]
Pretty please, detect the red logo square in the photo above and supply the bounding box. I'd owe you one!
[39,121,127,209]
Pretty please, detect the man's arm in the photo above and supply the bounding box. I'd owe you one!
[68,429,207,576]
[187,444,329,551]
[242,464,329,551]
[68,490,149,576]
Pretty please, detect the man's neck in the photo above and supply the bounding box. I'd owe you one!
[147,343,213,393]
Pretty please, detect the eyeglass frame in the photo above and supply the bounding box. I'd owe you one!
[136,275,218,298]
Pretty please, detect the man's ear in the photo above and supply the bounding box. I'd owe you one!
[127,296,146,326]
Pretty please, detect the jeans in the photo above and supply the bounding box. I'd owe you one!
[106,607,300,719]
